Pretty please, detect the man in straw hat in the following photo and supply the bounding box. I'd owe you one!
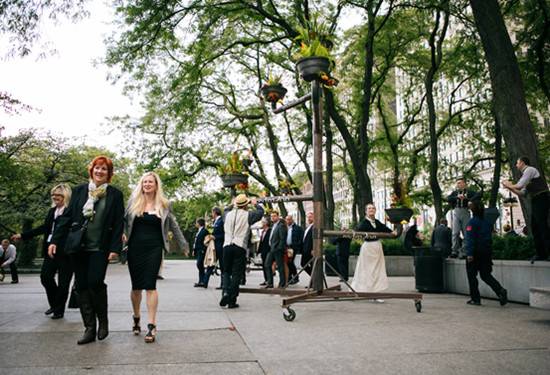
[220,194,264,308]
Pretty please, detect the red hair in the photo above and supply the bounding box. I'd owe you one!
[88,156,114,183]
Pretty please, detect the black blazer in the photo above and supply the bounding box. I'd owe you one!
[446,189,481,209]
[355,218,392,241]
[302,225,313,256]
[287,224,304,254]
[258,227,272,257]
[22,207,67,257]
[212,216,224,253]
[431,224,452,251]
[193,227,208,255]
[51,183,124,254]
[269,221,287,253]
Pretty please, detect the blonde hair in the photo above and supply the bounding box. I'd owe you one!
[50,184,72,208]
[127,172,169,218]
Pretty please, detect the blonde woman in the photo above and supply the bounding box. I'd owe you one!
[12,184,73,319]
[125,172,188,343]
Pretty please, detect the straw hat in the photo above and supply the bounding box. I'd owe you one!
[235,193,250,208]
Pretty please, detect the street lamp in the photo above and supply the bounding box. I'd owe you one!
[503,193,518,230]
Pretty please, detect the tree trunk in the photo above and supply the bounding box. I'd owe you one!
[489,106,502,208]
[18,218,37,266]
[424,2,449,224]
[470,0,546,225]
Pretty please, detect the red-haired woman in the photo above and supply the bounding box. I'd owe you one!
[49,156,124,345]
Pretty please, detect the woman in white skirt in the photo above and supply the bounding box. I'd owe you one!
[351,204,396,295]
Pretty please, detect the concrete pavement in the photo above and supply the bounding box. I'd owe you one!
[1,260,549,374]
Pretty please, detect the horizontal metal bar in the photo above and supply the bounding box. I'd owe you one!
[282,291,422,306]
[323,229,398,240]
[272,93,312,114]
[238,287,313,296]
[256,194,313,203]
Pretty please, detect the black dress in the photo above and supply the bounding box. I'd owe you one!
[128,213,164,290]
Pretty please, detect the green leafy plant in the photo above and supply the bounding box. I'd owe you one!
[293,16,335,66]
[217,152,246,175]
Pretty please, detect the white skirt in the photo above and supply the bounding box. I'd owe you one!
[350,241,388,292]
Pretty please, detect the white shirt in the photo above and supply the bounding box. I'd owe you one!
[303,224,313,240]
[1,244,16,267]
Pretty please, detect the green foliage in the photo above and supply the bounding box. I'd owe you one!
[492,235,535,260]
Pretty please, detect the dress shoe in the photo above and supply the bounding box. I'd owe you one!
[259,282,267,286]
[219,295,230,307]
[194,283,205,287]
[10,280,18,284]
[156,275,165,280]
[51,313,64,320]
[466,299,481,306]
[215,286,223,290]
[228,303,239,309]
[263,284,273,289]
[44,308,54,315]
[499,289,508,306]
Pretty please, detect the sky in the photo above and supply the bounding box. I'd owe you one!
[0,1,139,152]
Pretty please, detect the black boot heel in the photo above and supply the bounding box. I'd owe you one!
[144,324,156,343]
[132,316,141,335]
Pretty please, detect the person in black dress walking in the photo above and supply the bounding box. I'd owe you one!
[12,183,73,319]
[49,156,124,345]
[125,172,188,343]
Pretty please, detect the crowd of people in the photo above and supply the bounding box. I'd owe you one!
[1,154,548,345]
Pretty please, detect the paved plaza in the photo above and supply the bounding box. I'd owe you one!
[1,260,549,374]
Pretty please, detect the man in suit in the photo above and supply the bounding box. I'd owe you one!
[301,212,314,276]
[0,239,18,284]
[193,218,209,287]
[285,215,304,285]
[431,218,452,258]
[211,207,225,289]
[257,218,271,286]
[265,211,287,288]
[446,178,481,258]
[331,227,351,281]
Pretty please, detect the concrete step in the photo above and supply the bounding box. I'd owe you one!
[529,287,550,310]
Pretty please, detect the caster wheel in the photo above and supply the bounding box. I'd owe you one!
[415,300,422,313]
[283,307,296,322]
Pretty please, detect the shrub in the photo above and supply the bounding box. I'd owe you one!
[492,235,535,260]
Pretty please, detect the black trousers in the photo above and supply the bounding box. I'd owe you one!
[336,253,349,281]
[1,262,18,282]
[300,251,313,276]
[288,254,298,281]
[41,254,73,314]
[72,251,109,292]
[531,193,549,259]
[222,245,246,302]
[265,250,285,287]
[216,246,224,287]
[466,253,504,302]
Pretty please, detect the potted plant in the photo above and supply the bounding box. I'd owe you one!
[385,183,414,224]
[261,72,287,104]
[278,178,297,195]
[293,17,335,82]
[218,152,249,188]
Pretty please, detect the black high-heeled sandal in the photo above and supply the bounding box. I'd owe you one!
[144,323,156,343]
[132,316,141,335]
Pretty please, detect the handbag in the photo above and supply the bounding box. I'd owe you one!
[68,284,79,309]
[64,219,89,255]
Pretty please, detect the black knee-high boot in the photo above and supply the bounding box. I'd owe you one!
[77,290,96,345]
[91,285,109,340]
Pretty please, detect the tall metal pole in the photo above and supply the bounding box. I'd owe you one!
[311,79,324,291]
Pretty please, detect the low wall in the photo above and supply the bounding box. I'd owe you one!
[347,255,414,277]
[443,259,550,304]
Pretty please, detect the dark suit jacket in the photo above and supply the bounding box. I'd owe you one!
[51,183,124,254]
[212,216,224,253]
[331,237,351,257]
[193,226,207,255]
[269,221,287,253]
[447,189,481,209]
[258,227,271,257]
[302,225,313,256]
[431,224,452,251]
[355,218,392,241]
[22,207,67,257]
[287,224,304,254]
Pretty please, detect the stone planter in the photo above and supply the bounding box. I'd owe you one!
[261,84,287,103]
[385,207,413,224]
[443,259,550,304]
[220,173,248,188]
[296,56,331,82]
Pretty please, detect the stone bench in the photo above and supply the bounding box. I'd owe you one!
[529,287,550,310]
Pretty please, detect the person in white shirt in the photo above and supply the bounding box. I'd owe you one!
[1,239,18,283]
